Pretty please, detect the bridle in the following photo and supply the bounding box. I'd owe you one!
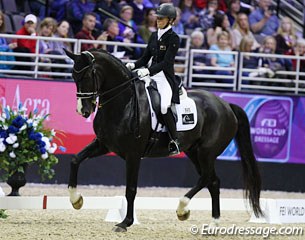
[73,51,138,108]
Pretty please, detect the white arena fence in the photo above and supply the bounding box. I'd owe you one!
[1,33,305,95]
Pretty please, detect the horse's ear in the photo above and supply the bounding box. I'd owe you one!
[64,48,77,60]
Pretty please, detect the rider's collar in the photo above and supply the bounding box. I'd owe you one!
[158,25,171,40]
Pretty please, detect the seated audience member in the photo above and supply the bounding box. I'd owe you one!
[195,0,227,12]
[198,0,224,33]
[226,0,241,27]
[206,12,234,49]
[128,0,147,26]
[138,8,157,43]
[248,0,279,44]
[118,5,144,58]
[232,13,260,51]
[275,17,297,55]
[190,30,211,81]
[254,36,292,85]
[29,0,47,19]
[67,0,99,34]
[289,38,305,82]
[38,17,58,55]
[179,0,199,34]
[0,10,16,70]
[239,36,259,83]
[13,14,38,70]
[50,0,70,22]
[172,7,185,36]
[95,0,121,23]
[54,20,73,54]
[75,13,108,52]
[209,31,235,83]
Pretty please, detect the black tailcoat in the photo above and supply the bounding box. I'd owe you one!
[134,28,180,104]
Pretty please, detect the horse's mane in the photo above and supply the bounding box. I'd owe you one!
[92,48,133,79]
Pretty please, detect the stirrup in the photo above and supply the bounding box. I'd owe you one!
[168,140,180,156]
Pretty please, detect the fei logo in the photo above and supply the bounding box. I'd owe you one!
[219,93,293,163]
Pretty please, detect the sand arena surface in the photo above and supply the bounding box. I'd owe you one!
[0,183,304,240]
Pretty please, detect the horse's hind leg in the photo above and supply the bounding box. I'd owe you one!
[68,138,109,209]
[177,150,216,221]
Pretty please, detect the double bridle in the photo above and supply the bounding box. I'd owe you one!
[73,51,138,107]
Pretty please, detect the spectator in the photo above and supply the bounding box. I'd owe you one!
[172,7,185,36]
[195,0,227,12]
[206,12,234,49]
[248,0,279,44]
[254,36,292,85]
[13,14,38,71]
[54,20,73,54]
[232,13,260,51]
[38,17,58,55]
[198,0,224,33]
[95,0,121,23]
[239,36,259,82]
[0,10,16,70]
[190,30,211,81]
[290,38,305,83]
[226,0,241,27]
[209,31,235,83]
[138,8,157,43]
[275,17,297,55]
[50,0,70,22]
[118,5,144,58]
[67,0,99,34]
[102,18,130,56]
[128,0,147,26]
[178,0,200,34]
[29,0,47,20]
[75,13,108,51]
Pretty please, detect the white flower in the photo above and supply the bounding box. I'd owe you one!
[6,134,17,144]
[42,137,51,150]
[27,119,33,125]
[41,152,49,159]
[51,129,56,137]
[9,151,16,158]
[48,143,57,154]
[0,141,6,152]
[19,124,27,132]
[13,142,19,148]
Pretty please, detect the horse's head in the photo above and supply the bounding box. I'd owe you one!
[65,49,98,118]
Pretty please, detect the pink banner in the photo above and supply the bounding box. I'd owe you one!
[0,78,95,153]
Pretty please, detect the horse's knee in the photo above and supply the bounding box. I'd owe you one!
[126,187,137,200]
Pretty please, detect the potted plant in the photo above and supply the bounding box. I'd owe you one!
[0,104,64,196]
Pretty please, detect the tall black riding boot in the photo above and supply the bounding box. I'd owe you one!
[162,110,180,155]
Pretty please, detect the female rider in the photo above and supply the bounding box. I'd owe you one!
[126,3,181,155]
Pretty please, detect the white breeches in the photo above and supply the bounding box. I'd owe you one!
[151,71,172,114]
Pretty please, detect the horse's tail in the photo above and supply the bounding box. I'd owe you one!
[230,103,263,217]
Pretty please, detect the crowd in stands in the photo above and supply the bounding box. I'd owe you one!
[0,0,305,86]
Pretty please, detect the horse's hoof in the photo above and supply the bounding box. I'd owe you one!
[177,209,190,221]
[112,226,127,232]
[72,195,83,210]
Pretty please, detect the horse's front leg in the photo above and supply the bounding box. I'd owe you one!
[68,138,109,209]
[113,157,141,232]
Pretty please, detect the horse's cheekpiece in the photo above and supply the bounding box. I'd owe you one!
[144,78,197,132]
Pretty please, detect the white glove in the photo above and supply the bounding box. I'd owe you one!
[126,62,135,71]
[137,68,150,78]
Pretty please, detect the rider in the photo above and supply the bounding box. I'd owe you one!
[126,3,181,155]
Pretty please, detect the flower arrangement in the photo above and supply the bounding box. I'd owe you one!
[0,104,64,181]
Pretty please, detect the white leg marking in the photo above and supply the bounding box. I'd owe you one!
[68,187,81,204]
[176,196,190,216]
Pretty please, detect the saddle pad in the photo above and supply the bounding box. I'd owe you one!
[142,77,197,132]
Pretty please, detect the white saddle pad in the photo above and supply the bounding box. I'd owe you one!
[142,76,197,132]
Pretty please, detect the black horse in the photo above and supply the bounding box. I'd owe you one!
[64,49,262,232]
